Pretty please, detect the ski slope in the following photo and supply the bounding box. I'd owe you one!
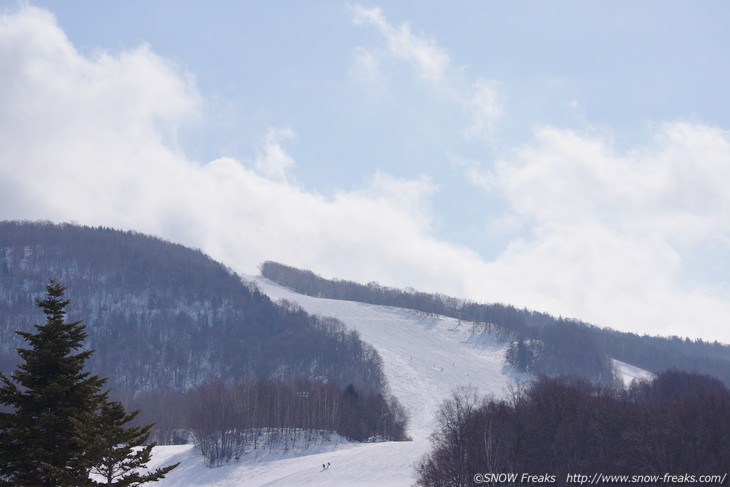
[151,276,522,486]
[612,358,656,387]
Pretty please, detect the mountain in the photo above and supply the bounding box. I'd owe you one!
[260,261,730,386]
[5,220,722,485]
[146,273,522,487]
[144,272,727,486]
[0,221,386,397]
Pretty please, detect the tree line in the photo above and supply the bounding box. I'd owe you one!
[0,223,411,477]
[1,279,409,481]
[416,371,730,486]
[260,261,730,385]
[180,379,408,466]
[0,221,391,401]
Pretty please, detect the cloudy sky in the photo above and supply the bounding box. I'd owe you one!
[2,1,730,341]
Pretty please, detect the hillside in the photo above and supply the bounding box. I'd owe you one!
[4,221,728,485]
[148,274,524,487]
[143,274,726,486]
[0,221,386,398]
[261,261,730,386]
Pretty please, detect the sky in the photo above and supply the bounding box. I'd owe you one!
[1,1,730,342]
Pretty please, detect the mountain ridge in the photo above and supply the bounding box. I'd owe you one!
[260,260,730,385]
[0,220,386,396]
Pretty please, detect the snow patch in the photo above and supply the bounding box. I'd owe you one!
[612,358,656,387]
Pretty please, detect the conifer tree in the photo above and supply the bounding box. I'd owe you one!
[0,279,105,485]
[75,400,178,486]
[0,280,177,486]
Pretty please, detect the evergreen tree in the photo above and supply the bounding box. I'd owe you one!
[0,280,177,486]
[506,339,535,373]
[71,400,178,486]
[0,279,105,485]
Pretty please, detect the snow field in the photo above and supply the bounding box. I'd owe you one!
[152,276,521,486]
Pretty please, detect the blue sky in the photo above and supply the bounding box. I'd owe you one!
[2,1,730,341]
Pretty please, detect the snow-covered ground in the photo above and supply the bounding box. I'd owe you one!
[151,276,523,486]
[612,358,656,387]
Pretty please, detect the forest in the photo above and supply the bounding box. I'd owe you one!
[0,221,408,462]
[416,370,730,486]
[261,261,730,385]
[133,378,408,466]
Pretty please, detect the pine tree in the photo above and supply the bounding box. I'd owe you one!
[0,280,177,486]
[0,279,105,485]
[75,400,178,486]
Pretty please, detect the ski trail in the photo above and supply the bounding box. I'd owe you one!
[153,276,523,486]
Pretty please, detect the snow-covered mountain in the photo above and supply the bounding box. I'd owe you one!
[0,222,389,399]
[149,275,525,487]
[4,222,727,485]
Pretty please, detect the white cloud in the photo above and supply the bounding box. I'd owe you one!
[351,5,450,83]
[0,6,200,224]
[350,5,502,142]
[0,5,482,295]
[3,5,730,343]
[494,124,730,242]
[254,128,297,180]
[467,123,730,340]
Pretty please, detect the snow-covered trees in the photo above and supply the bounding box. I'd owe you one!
[187,379,408,467]
[0,280,177,485]
[0,222,389,397]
